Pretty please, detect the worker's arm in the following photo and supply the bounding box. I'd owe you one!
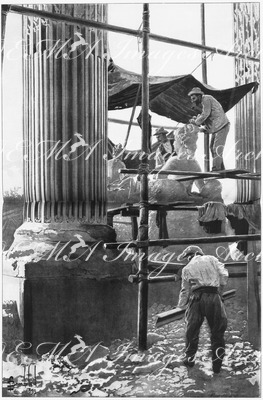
[214,257,229,294]
[177,270,190,308]
[194,96,212,126]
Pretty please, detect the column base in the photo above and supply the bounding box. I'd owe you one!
[4,221,138,352]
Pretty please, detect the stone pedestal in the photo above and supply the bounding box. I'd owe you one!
[6,221,138,351]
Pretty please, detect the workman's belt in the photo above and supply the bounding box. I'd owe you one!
[192,286,219,294]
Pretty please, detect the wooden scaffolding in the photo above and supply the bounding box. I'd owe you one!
[3,3,261,351]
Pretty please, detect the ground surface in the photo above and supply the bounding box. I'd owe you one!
[2,299,260,398]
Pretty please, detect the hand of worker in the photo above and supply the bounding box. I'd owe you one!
[199,126,208,133]
[189,118,197,124]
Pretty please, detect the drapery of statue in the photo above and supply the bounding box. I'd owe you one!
[107,124,223,206]
[23,4,108,224]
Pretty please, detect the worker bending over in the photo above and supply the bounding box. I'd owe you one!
[177,245,229,374]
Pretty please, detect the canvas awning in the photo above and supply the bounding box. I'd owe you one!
[108,62,258,123]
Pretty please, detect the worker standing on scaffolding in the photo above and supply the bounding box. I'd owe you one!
[154,127,176,169]
[177,245,229,374]
[188,87,230,171]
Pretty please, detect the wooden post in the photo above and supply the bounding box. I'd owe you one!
[201,3,210,172]
[247,229,260,349]
[137,3,150,351]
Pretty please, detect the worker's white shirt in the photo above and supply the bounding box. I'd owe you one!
[195,95,229,134]
[177,255,229,308]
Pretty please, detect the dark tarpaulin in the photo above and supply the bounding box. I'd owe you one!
[108,62,258,123]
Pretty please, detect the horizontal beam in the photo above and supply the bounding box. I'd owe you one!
[120,168,250,176]
[149,32,260,63]
[6,5,260,63]
[148,260,259,272]
[128,274,179,283]
[119,168,260,180]
[6,4,138,36]
[104,233,261,249]
[175,174,261,182]
[229,272,260,278]
[129,269,260,284]
[108,118,176,130]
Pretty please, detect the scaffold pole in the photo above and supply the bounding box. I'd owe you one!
[137,3,150,351]
[201,3,210,172]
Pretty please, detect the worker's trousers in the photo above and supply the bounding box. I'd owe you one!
[210,123,230,170]
[184,289,228,363]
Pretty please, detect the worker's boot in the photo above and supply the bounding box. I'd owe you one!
[212,348,225,373]
[182,355,195,368]
[212,358,223,373]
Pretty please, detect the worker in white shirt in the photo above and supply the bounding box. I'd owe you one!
[177,245,229,374]
[154,127,176,169]
[188,87,230,171]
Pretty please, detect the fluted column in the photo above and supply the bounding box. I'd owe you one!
[234,3,260,203]
[22,4,108,224]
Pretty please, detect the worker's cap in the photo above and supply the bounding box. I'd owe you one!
[188,87,204,96]
[153,127,168,136]
[178,245,204,260]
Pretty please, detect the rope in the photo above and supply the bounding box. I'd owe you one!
[123,85,141,148]
[137,21,143,51]
[190,51,214,76]
[138,163,150,175]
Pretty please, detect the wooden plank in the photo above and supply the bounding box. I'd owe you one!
[174,174,260,182]
[119,168,251,177]
[104,233,261,249]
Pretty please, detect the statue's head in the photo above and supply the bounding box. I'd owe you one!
[174,124,199,159]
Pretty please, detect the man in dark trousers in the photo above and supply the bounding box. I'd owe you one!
[177,245,229,373]
[188,87,230,171]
